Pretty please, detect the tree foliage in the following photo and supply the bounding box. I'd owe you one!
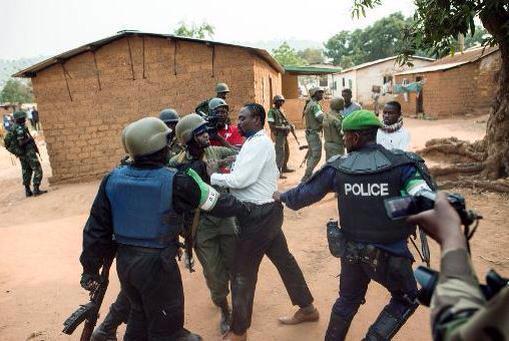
[0,79,33,103]
[297,48,325,64]
[271,42,307,66]
[324,12,415,67]
[173,21,215,39]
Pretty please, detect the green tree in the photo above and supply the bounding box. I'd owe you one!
[297,48,325,64]
[463,26,490,49]
[173,21,215,39]
[353,0,509,181]
[271,42,306,66]
[0,79,33,103]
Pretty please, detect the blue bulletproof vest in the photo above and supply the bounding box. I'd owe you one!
[105,166,181,248]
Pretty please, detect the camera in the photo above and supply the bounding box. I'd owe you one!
[414,265,509,306]
[205,115,221,137]
[383,190,481,227]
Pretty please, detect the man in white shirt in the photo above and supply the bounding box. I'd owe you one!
[377,101,411,150]
[211,103,318,341]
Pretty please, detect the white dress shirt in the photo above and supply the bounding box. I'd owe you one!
[377,127,411,151]
[210,130,278,204]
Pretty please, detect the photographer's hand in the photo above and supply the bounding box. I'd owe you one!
[407,192,467,253]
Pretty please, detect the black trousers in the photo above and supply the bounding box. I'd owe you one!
[116,245,184,341]
[231,201,314,335]
[332,252,418,323]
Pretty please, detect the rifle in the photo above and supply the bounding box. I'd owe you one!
[183,209,200,273]
[62,255,114,340]
[299,149,310,168]
[25,128,42,161]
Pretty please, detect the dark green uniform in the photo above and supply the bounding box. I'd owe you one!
[4,124,43,187]
[322,109,344,160]
[169,146,238,306]
[267,107,291,171]
[195,99,212,116]
[303,99,324,181]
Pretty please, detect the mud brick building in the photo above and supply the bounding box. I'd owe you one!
[14,31,283,183]
[394,46,501,118]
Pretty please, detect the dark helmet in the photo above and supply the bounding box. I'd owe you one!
[13,111,27,120]
[175,113,207,144]
[159,108,180,124]
[215,83,230,93]
[273,95,285,103]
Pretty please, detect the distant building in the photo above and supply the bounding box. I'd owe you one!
[13,31,283,183]
[330,56,434,107]
[394,46,500,118]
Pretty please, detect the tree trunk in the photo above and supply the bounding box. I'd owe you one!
[480,10,509,180]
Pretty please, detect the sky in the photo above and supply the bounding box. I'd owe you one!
[2,0,416,60]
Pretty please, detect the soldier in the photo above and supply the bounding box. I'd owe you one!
[195,83,230,117]
[302,86,325,182]
[207,98,244,149]
[323,97,345,160]
[341,88,362,117]
[169,113,238,334]
[408,193,509,341]
[3,111,47,197]
[267,95,294,178]
[159,108,184,158]
[80,117,249,340]
[274,110,435,340]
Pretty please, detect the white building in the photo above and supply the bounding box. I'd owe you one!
[330,56,434,108]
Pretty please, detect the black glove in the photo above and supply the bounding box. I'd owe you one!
[80,272,100,291]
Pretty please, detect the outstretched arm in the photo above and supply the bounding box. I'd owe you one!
[277,166,337,210]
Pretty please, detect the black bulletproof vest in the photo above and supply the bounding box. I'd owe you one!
[330,144,422,244]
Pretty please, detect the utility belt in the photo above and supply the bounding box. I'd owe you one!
[327,220,385,269]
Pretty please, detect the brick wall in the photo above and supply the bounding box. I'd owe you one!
[282,73,299,99]
[395,59,498,118]
[31,36,280,183]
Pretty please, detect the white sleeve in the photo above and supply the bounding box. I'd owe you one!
[210,139,267,189]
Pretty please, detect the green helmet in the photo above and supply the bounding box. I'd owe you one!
[175,113,207,144]
[330,97,345,111]
[309,86,325,97]
[208,97,229,112]
[215,83,230,93]
[273,95,285,103]
[159,108,179,123]
[122,117,170,158]
[13,111,27,120]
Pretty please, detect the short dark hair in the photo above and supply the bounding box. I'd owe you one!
[342,88,352,95]
[357,127,379,144]
[243,103,266,127]
[385,101,401,112]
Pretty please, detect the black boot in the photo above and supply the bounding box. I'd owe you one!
[174,328,203,341]
[325,312,352,341]
[91,311,123,341]
[25,185,33,197]
[33,185,47,196]
[217,299,232,335]
[363,303,418,341]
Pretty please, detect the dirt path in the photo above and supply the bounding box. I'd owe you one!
[0,116,507,341]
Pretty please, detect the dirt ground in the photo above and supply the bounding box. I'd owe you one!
[0,115,507,341]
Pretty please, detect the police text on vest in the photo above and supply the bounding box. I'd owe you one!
[344,183,389,196]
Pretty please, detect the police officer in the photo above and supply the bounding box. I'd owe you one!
[195,83,230,116]
[274,110,435,340]
[323,97,345,160]
[159,108,184,158]
[3,111,47,197]
[169,113,238,334]
[408,193,509,341]
[80,117,249,340]
[302,86,325,182]
[268,95,294,177]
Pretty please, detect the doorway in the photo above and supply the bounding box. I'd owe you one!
[416,76,424,113]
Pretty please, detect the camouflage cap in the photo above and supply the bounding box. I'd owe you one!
[342,110,382,132]
[13,111,27,119]
[215,83,230,93]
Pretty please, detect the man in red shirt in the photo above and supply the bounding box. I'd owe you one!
[208,98,244,149]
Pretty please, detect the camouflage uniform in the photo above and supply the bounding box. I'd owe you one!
[5,123,43,187]
[322,108,344,161]
[267,107,291,171]
[431,248,509,340]
[195,98,212,117]
[169,146,238,307]
[302,98,324,181]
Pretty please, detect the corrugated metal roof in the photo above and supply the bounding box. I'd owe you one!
[13,31,284,77]
[284,65,342,75]
[394,45,499,75]
[337,55,435,74]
